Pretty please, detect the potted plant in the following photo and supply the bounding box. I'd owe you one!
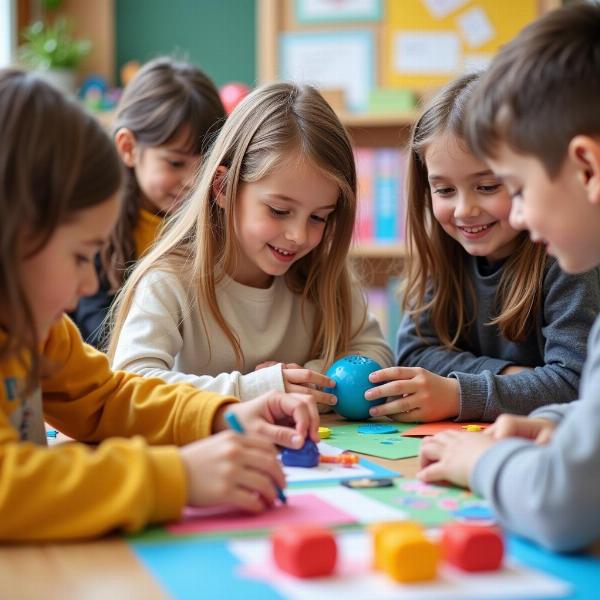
[18,17,91,94]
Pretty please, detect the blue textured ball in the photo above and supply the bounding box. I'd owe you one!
[325,355,386,421]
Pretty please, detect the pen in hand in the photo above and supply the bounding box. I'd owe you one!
[224,411,288,504]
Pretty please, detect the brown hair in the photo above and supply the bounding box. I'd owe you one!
[465,2,600,178]
[403,73,546,348]
[109,82,360,369]
[102,57,226,290]
[0,69,122,390]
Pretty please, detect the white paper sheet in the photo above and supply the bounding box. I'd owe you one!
[231,530,571,600]
[393,31,460,75]
[423,0,469,19]
[457,6,495,48]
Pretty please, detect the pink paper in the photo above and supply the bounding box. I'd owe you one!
[402,421,489,437]
[167,493,357,535]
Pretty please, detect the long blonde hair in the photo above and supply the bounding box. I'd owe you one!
[403,73,546,348]
[108,82,359,368]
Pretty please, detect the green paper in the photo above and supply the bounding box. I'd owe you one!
[358,479,491,526]
[326,422,422,459]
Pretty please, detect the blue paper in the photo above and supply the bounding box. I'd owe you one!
[508,535,600,600]
[132,538,282,600]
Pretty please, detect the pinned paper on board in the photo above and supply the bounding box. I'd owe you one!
[384,0,538,89]
[423,0,469,19]
[280,30,374,111]
[393,31,461,74]
[457,6,495,48]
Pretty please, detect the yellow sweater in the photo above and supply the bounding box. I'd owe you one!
[133,207,163,259]
[0,315,237,541]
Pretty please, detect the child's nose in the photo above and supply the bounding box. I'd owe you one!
[285,221,308,245]
[79,265,99,298]
[454,193,480,219]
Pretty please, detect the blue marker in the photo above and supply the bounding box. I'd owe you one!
[224,411,287,504]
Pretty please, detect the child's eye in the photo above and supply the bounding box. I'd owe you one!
[75,254,91,265]
[167,160,185,168]
[478,183,502,193]
[269,207,289,218]
[432,187,454,196]
[310,214,328,224]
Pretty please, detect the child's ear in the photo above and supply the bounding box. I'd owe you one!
[212,166,229,208]
[568,135,600,205]
[114,128,138,168]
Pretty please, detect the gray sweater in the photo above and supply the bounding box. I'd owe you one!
[396,257,600,420]
[471,313,600,552]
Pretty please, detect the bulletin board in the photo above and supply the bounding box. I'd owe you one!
[383,0,539,91]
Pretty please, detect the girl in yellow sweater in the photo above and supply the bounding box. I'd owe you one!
[71,57,226,349]
[0,69,317,541]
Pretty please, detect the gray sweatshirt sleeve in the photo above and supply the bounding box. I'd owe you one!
[397,264,600,421]
[470,317,600,552]
[452,264,599,420]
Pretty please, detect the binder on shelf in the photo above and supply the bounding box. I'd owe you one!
[354,147,374,242]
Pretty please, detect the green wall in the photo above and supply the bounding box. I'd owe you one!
[115,0,256,87]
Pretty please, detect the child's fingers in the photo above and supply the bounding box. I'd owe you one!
[417,461,447,483]
[255,361,279,370]
[368,396,415,418]
[535,426,554,445]
[368,366,418,383]
[228,488,269,514]
[241,444,286,488]
[285,368,335,389]
[234,467,280,505]
[286,383,337,406]
[365,380,416,401]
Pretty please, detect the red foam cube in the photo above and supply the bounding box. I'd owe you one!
[272,525,337,578]
[441,522,504,572]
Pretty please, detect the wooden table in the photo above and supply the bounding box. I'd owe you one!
[0,417,417,600]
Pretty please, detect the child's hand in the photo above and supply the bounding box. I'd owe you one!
[255,361,279,370]
[500,365,533,375]
[180,431,284,512]
[282,366,338,408]
[486,413,556,444]
[417,430,496,488]
[365,367,460,422]
[219,389,321,447]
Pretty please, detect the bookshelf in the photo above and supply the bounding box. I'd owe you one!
[256,0,411,280]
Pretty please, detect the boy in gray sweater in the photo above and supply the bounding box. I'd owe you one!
[418,3,600,552]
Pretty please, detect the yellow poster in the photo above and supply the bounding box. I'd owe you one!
[384,0,538,90]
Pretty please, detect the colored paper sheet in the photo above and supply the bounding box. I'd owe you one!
[508,535,600,600]
[326,422,422,459]
[132,538,283,600]
[357,478,494,526]
[232,531,571,600]
[402,421,489,437]
[166,493,357,536]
